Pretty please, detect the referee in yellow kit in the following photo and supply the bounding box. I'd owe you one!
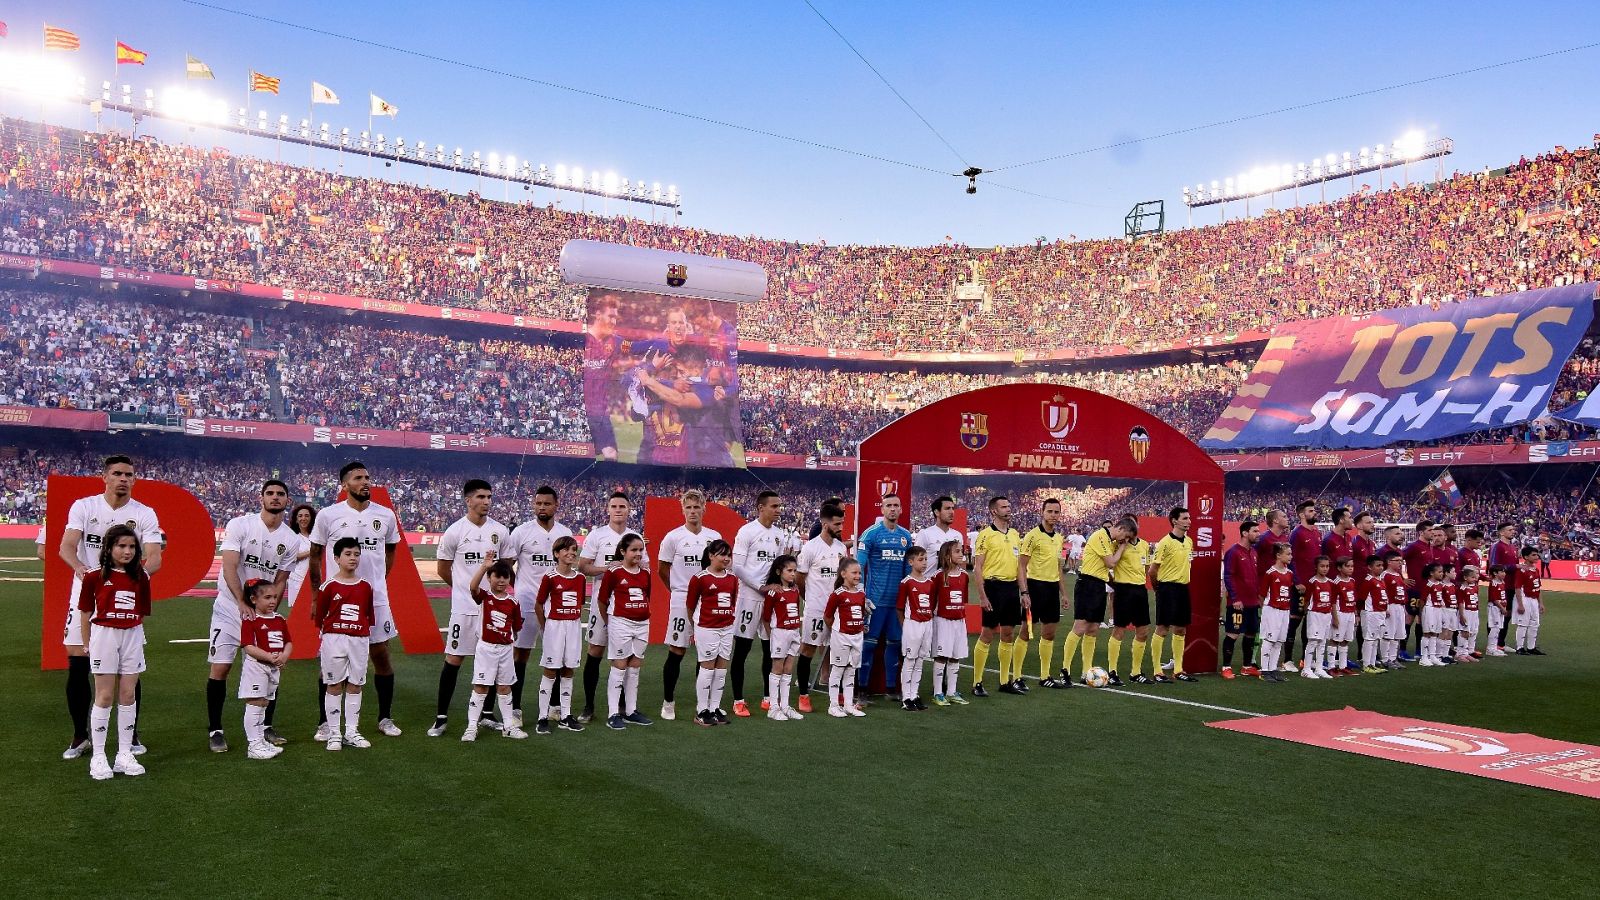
[971,496,1025,697]
[1019,498,1067,688]
[1148,506,1197,683]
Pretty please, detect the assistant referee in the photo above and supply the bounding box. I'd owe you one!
[1148,506,1197,684]
[971,496,1025,697]
[1019,498,1067,688]
[1062,517,1133,684]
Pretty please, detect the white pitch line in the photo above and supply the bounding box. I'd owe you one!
[169,638,210,644]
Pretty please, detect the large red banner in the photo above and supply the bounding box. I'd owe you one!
[0,405,108,431]
[1210,707,1600,799]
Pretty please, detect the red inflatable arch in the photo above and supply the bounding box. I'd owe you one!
[854,383,1227,672]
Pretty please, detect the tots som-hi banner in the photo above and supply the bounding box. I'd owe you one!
[1204,283,1596,450]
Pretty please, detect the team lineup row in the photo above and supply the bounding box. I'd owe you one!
[57,456,1550,780]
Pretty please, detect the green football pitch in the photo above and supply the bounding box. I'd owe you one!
[2,539,1595,898]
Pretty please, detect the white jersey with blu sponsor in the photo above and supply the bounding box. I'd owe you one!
[66,494,163,570]
[579,524,648,604]
[437,515,511,616]
[796,535,848,612]
[309,500,401,605]
[915,525,967,566]
[733,520,787,605]
[504,518,573,604]
[214,512,299,620]
[659,524,722,598]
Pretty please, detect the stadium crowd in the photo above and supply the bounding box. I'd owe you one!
[4,117,1600,354]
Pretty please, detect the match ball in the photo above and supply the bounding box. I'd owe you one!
[1084,667,1110,688]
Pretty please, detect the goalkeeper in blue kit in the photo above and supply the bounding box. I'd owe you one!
[856,494,911,696]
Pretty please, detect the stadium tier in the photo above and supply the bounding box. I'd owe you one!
[2,116,1598,357]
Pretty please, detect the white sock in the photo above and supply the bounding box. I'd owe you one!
[1362,638,1375,667]
[90,705,111,758]
[696,667,713,711]
[779,673,793,710]
[827,665,844,706]
[244,704,266,746]
[767,673,780,709]
[1263,640,1280,671]
[948,662,962,695]
[496,693,514,727]
[842,667,857,707]
[559,676,573,718]
[117,703,137,756]
[907,657,922,697]
[343,692,362,736]
[607,667,626,718]
[1527,621,1540,648]
[711,668,727,709]
[324,693,342,734]
[467,691,485,728]
[538,676,554,721]
[624,667,640,715]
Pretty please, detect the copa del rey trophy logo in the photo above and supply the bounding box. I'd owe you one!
[875,477,899,498]
[1041,394,1077,439]
[1335,724,1511,757]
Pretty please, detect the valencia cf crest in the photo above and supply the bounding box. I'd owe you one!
[1041,394,1077,439]
[667,264,687,287]
[960,412,989,451]
[876,477,899,498]
[1128,426,1151,464]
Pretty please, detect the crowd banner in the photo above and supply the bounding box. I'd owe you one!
[1204,283,1597,450]
[0,405,108,431]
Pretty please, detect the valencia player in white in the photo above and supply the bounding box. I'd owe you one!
[731,491,787,716]
[428,479,511,738]
[915,496,968,568]
[795,502,849,715]
[656,489,721,720]
[308,461,404,739]
[59,455,163,761]
[205,479,298,754]
[502,484,571,727]
[577,491,647,723]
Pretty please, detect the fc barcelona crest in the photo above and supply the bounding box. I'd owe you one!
[1128,426,1151,464]
[876,477,899,498]
[1041,394,1077,439]
[667,263,687,287]
[960,412,989,451]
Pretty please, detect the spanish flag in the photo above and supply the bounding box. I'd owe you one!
[250,71,281,94]
[115,41,148,65]
[43,24,80,51]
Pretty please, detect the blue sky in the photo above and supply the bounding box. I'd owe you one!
[7,0,1600,245]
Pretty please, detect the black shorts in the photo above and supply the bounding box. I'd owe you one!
[1026,578,1061,625]
[1073,574,1109,622]
[1154,582,1190,628]
[1224,605,1261,636]
[981,579,1022,628]
[1112,583,1151,628]
[1290,584,1306,617]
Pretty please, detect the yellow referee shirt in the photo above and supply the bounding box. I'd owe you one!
[974,525,1022,581]
[1081,529,1116,581]
[1152,533,1193,585]
[1019,526,1064,582]
[1112,538,1149,585]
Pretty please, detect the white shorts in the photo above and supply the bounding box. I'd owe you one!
[585,603,608,647]
[902,618,933,659]
[1440,608,1463,633]
[1386,604,1408,640]
[695,624,734,663]
[320,633,370,685]
[1364,610,1388,640]
[1420,605,1441,633]
[540,618,583,670]
[88,624,146,675]
[1305,610,1331,642]
[1261,606,1290,643]
[238,655,280,700]
[514,598,543,650]
[472,641,516,686]
[369,605,397,645]
[447,612,481,657]
[666,597,693,649]
[1459,610,1480,642]
[1513,600,1542,627]
[1331,612,1356,643]
[830,630,864,668]
[734,598,763,640]
[1486,603,1506,634]
[769,627,802,659]
[208,608,243,665]
[801,602,830,647]
[933,618,969,659]
[607,616,650,660]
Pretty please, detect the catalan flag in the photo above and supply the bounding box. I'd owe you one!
[43,24,80,51]
[115,41,147,65]
[250,71,281,94]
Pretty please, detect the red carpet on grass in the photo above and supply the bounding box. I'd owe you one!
[1209,707,1600,799]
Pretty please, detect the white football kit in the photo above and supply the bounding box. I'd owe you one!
[503,518,573,650]
[208,512,299,665]
[796,535,848,646]
[578,524,648,646]
[658,524,722,649]
[309,500,401,644]
[732,520,788,640]
[437,515,511,657]
[62,494,162,648]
